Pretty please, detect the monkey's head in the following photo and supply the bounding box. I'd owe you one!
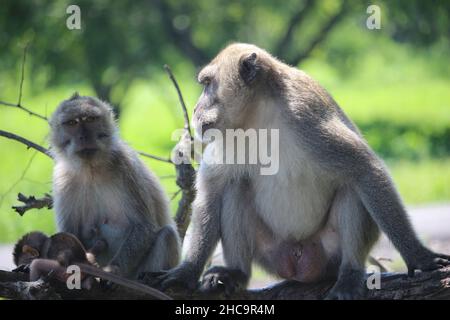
[13,231,48,266]
[49,93,117,161]
[193,43,277,140]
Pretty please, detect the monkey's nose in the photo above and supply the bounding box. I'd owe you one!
[79,134,90,142]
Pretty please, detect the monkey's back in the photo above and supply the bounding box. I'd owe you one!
[45,232,89,265]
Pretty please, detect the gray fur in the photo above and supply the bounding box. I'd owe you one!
[50,94,180,279]
[159,43,450,298]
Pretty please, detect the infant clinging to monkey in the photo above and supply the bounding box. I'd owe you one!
[13,231,107,289]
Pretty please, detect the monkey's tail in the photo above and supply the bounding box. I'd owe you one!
[77,263,172,300]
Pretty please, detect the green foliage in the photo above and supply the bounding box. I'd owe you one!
[0,1,449,242]
[390,159,450,205]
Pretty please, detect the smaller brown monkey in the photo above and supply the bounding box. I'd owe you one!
[13,231,106,289]
[13,231,171,300]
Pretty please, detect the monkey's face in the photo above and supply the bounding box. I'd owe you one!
[13,232,48,266]
[16,245,41,265]
[193,43,269,141]
[50,95,116,161]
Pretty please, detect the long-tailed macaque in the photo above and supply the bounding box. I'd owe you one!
[156,43,450,299]
[49,93,180,279]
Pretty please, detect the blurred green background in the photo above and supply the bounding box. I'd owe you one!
[0,0,449,244]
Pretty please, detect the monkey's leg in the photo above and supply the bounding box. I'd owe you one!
[138,224,180,273]
[156,170,223,291]
[200,181,253,295]
[326,186,379,300]
[353,164,450,274]
[300,121,450,276]
[29,259,68,282]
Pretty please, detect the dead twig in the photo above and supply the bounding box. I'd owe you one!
[12,193,53,216]
[164,64,192,137]
[0,130,51,157]
[138,151,172,163]
[0,45,48,121]
[163,65,197,241]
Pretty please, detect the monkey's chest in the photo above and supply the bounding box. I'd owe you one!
[252,166,335,240]
[54,179,130,250]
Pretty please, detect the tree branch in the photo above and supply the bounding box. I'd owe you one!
[0,44,48,121]
[12,193,53,216]
[288,1,348,66]
[274,0,315,58]
[163,65,196,241]
[0,130,51,157]
[2,268,449,300]
[138,151,172,163]
[164,64,192,137]
[0,271,166,300]
[163,268,450,300]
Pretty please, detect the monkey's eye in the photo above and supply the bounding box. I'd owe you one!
[63,119,78,126]
[201,77,211,87]
[85,116,99,123]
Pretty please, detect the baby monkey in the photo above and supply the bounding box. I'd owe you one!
[12,231,171,299]
[13,231,106,289]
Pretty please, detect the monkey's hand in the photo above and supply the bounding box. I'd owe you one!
[406,250,450,277]
[100,264,122,291]
[200,266,248,296]
[145,262,200,292]
[12,264,31,273]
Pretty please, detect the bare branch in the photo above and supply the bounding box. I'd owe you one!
[172,132,196,240]
[289,1,348,66]
[12,193,53,216]
[170,188,182,201]
[0,100,48,121]
[161,267,450,300]
[274,0,315,57]
[0,44,48,121]
[163,65,197,241]
[18,43,28,106]
[164,64,192,137]
[0,271,166,300]
[0,130,51,157]
[138,151,172,163]
[0,151,39,209]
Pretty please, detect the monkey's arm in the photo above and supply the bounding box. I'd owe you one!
[185,189,222,271]
[158,169,223,290]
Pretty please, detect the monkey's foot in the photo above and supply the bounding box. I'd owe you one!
[407,251,450,277]
[200,266,248,296]
[139,271,166,288]
[99,264,122,291]
[325,268,365,300]
[147,263,200,291]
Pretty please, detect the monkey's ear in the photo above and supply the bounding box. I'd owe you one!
[22,245,39,257]
[239,52,259,84]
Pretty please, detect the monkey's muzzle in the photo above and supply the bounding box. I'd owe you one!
[76,148,98,158]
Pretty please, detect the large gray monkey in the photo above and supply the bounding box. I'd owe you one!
[157,43,450,299]
[50,93,180,279]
